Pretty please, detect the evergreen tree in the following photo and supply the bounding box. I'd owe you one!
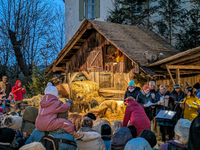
[27,63,52,97]
[154,0,187,44]
[176,2,200,51]
[107,0,157,28]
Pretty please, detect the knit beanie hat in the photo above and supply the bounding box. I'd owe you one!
[174,119,191,145]
[0,127,15,143]
[101,124,111,135]
[193,83,200,89]
[0,107,4,114]
[138,129,157,148]
[44,82,58,98]
[149,81,155,86]
[23,106,38,123]
[19,142,45,150]
[127,125,137,138]
[3,115,23,130]
[143,85,150,91]
[174,84,180,89]
[128,80,135,87]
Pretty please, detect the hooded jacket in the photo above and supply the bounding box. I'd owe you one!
[21,106,38,139]
[122,100,150,135]
[12,80,26,101]
[35,94,74,134]
[159,140,187,150]
[124,87,141,99]
[111,127,132,150]
[182,96,200,122]
[124,137,152,150]
[76,127,106,150]
[101,135,111,150]
[195,88,200,99]
[136,90,154,121]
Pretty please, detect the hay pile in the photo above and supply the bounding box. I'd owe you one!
[71,81,105,104]
[23,95,43,109]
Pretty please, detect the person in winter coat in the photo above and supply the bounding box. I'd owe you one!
[136,85,154,121]
[35,82,82,139]
[101,124,111,150]
[124,80,140,100]
[21,106,38,140]
[127,125,137,138]
[0,127,16,150]
[188,114,200,150]
[180,87,200,122]
[112,120,122,134]
[193,82,200,99]
[159,119,191,150]
[155,85,175,142]
[26,128,76,150]
[170,84,186,121]
[149,81,156,94]
[124,137,152,150]
[3,115,26,149]
[0,76,12,98]
[77,117,106,150]
[122,97,150,135]
[111,127,132,150]
[12,80,26,110]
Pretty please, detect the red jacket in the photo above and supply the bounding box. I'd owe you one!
[12,80,26,101]
[122,99,150,135]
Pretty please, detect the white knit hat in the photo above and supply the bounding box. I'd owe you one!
[149,81,155,86]
[44,82,58,98]
[174,119,191,145]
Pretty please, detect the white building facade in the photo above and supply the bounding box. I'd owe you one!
[65,0,114,44]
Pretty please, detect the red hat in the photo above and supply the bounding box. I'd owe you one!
[126,97,135,103]
[143,85,150,91]
[0,107,4,114]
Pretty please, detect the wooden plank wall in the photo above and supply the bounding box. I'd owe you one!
[156,74,200,92]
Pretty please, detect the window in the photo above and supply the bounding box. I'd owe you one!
[86,0,95,19]
[79,0,100,21]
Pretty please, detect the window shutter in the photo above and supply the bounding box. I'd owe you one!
[94,0,100,18]
[79,0,84,21]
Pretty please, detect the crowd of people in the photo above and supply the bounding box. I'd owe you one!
[0,76,200,150]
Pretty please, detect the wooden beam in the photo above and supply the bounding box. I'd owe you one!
[82,71,92,81]
[179,57,200,65]
[176,68,180,85]
[53,67,66,72]
[167,65,200,70]
[78,39,87,43]
[115,73,128,87]
[166,65,175,85]
[72,46,81,49]
[60,59,69,63]
[167,53,200,65]
[55,22,90,67]
[99,89,125,94]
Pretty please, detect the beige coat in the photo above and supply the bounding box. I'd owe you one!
[77,131,106,150]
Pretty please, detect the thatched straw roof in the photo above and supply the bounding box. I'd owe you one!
[45,19,179,76]
[89,20,179,66]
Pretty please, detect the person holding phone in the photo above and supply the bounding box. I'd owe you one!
[12,80,26,110]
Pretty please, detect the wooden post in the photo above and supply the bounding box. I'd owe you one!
[166,65,175,85]
[176,68,180,85]
[111,72,114,87]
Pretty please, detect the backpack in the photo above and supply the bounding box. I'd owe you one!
[40,132,77,150]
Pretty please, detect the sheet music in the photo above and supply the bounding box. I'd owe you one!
[146,101,157,107]
[155,110,176,120]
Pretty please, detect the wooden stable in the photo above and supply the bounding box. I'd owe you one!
[45,19,180,97]
[148,47,200,91]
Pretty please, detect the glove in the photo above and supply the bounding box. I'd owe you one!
[66,99,72,106]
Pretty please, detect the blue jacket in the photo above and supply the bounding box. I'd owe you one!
[101,135,111,150]
[25,129,76,150]
[196,89,200,99]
